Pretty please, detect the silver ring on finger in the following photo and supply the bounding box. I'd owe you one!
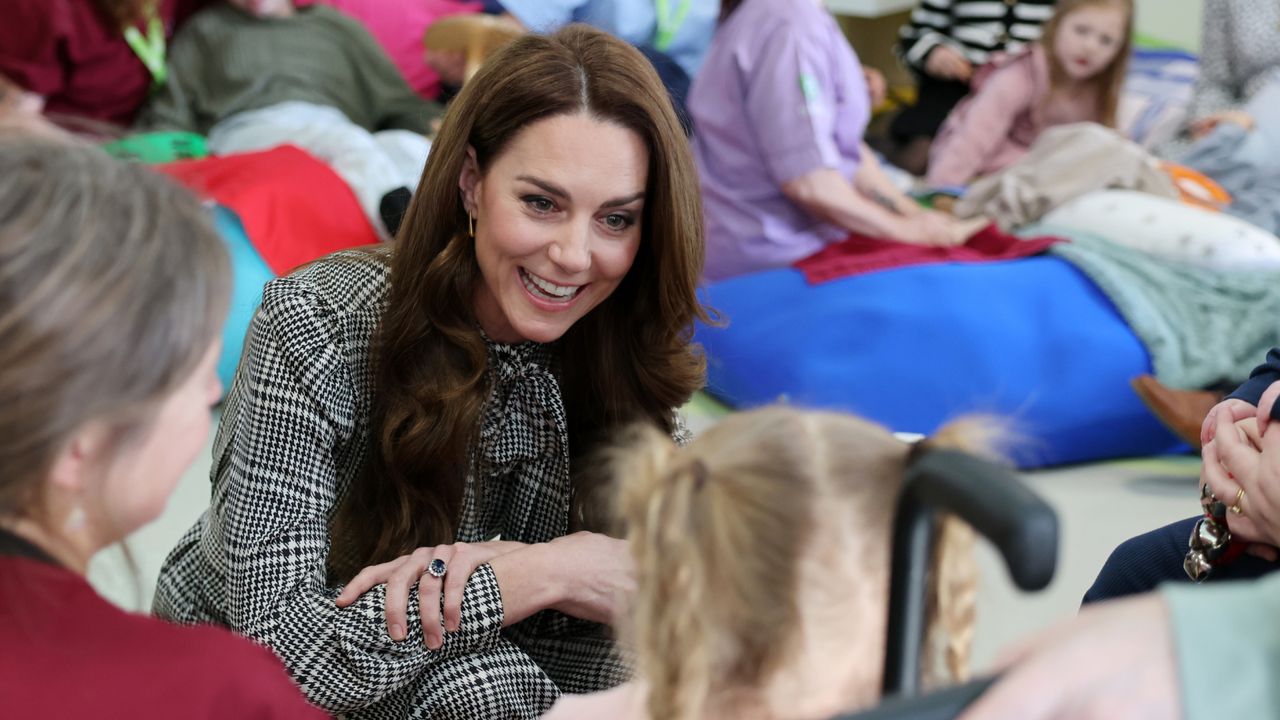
[427,557,448,579]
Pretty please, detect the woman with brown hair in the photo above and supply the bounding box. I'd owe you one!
[545,406,986,720]
[154,24,707,719]
[0,136,322,717]
[0,0,212,128]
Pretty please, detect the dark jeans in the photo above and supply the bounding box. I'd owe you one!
[1083,516,1280,604]
[889,73,971,142]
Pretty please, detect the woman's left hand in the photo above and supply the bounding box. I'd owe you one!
[335,540,525,648]
[1203,405,1280,550]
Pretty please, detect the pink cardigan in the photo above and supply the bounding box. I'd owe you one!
[926,44,1102,187]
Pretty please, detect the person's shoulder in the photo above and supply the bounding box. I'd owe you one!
[116,619,322,717]
[181,2,240,29]
[263,247,391,318]
[169,2,241,44]
[726,0,836,58]
[738,0,833,32]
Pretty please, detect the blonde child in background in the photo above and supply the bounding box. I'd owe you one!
[926,0,1134,189]
[545,406,1000,720]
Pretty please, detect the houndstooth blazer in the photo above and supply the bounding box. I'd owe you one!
[154,248,689,719]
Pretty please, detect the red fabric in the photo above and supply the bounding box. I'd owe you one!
[156,145,379,275]
[0,0,212,127]
[0,555,325,719]
[794,223,1064,284]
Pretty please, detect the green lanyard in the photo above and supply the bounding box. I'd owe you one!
[123,13,167,87]
[653,0,692,53]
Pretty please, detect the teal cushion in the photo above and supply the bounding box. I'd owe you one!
[211,205,276,394]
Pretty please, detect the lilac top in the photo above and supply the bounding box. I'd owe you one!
[691,0,870,282]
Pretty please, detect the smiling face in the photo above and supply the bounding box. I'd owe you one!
[1052,3,1127,82]
[460,112,649,345]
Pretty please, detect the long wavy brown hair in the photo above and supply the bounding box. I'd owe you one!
[329,25,708,580]
[1041,0,1134,128]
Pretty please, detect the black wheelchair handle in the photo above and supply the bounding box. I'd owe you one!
[905,449,1058,591]
[884,449,1057,695]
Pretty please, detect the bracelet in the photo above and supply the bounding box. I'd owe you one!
[1184,484,1245,582]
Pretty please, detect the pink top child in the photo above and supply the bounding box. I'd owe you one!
[926,0,1134,188]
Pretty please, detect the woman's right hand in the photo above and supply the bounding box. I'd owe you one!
[925,45,973,82]
[898,211,971,247]
[1205,403,1280,549]
[335,540,524,649]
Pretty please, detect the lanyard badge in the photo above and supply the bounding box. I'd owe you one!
[653,0,692,53]
[124,14,167,87]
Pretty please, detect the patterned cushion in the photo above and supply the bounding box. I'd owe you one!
[1043,189,1280,271]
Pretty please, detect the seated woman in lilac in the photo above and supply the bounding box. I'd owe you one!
[691,0,968,282]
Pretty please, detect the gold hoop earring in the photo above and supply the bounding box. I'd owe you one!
[468,211,475,238]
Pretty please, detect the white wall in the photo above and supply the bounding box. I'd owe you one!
[1134,0,1203,50]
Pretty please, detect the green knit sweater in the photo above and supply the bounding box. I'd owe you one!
[137,4,439,135]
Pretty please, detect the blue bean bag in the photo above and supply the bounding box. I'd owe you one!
[211,205,275,393]
[697,258,1184,467]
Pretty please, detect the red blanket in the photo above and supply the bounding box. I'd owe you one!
[794,223,1064,284]
[156,145,378,275]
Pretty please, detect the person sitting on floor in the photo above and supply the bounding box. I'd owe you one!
[692,0,969,283]
[0,0,213,130]
[136,0,442,237]
[925,0,1134,189]
[888,0,1055,175]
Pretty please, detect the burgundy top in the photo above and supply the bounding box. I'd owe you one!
[0,529,326,719]
[0,0,210,126]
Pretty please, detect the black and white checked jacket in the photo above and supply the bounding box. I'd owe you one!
[154,249,688,718]
[897,0,1055,71]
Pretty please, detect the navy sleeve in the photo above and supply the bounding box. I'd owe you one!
[1227,347,1280,417]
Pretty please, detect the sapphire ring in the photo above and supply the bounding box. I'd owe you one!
[427,558,447,579]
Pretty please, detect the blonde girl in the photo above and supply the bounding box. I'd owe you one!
[546,406,999,720]
[927,0,1134,188]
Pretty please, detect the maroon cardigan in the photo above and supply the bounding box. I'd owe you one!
[0,528,325,719]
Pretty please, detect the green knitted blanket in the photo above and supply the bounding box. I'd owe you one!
[1023,223,1280,390]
